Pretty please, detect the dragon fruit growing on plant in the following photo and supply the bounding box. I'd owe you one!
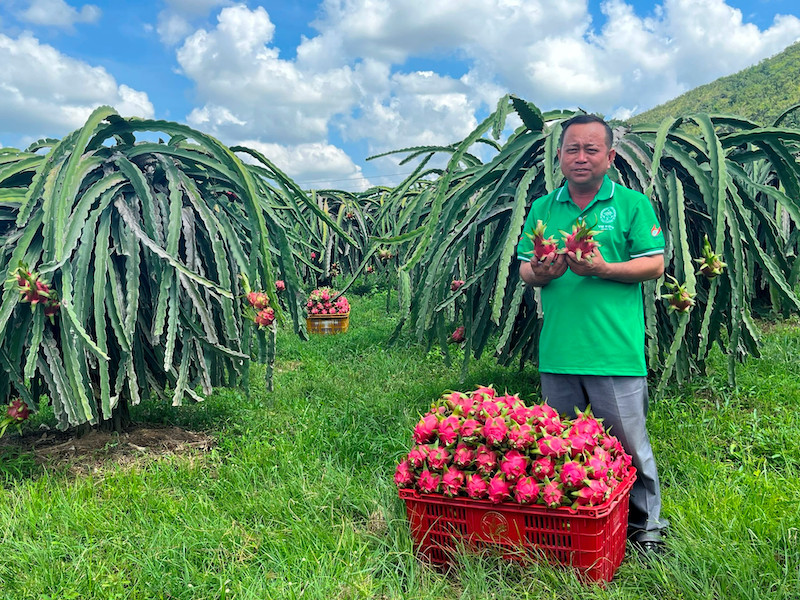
[694,235,726,279]
[661,275,695,313]
[395,386,634,508]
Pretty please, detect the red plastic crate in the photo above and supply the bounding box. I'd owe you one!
[399,470,635,583]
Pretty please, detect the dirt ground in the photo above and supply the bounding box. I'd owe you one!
[0,423,215,475]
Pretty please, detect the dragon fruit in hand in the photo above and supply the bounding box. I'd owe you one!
[560,218,601,261]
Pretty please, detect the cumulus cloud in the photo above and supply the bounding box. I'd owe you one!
[0,32,154,145]
[237,140,371,191]
[155,0,233,45]
[16,0,100,28]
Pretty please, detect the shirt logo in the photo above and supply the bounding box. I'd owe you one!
[599,207,616,224]
[651,225,662,237]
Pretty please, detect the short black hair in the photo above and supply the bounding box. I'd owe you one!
[558,114,613,150]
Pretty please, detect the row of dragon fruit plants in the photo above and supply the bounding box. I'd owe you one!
[0,97,799,432]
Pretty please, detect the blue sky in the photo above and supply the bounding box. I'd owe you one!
[1,0,799,190]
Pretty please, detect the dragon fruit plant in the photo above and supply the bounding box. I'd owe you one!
[306,287,350,316]
[396,386,634,509]
[244,290,276,329]
[560,218,601,262]
[661,275,695,313]
[694,235,726,279]
[0,398,30,438]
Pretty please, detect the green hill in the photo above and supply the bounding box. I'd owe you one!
[629,41,800,127]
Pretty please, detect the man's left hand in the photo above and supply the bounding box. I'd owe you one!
[566,247,607,278]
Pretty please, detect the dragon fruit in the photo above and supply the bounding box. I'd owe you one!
[437,415,461,446]
[427,445,450,470]
[453,443,475,468]
[525,220,559,262]
[466,473,489,499]
[487,474,511,504]
[6,399,30,422]
[694,235,726,279]
[412,413,439,444]
[559,459,587,488]
[560,218,601,261]
[394,460,415,488]
[513,476,541,504]
[395,388,633,508]
[661,275,695,313]
[450,279,465,292]
[499,449,529,481]
[254,308,275,328]
[448,326,466,344]
[442,467,466,497]
[418,470,441,494]
[542,479,565,508]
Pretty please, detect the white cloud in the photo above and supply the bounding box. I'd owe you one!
[17,0,100,28]
[0,31,154,145]
[237,140,371,191]
[155,0,233,45]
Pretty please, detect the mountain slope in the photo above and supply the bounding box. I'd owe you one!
[629,41,800,127]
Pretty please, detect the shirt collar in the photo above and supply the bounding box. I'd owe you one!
[555,175,615,204]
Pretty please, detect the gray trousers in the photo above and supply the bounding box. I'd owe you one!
[540,373,668,540]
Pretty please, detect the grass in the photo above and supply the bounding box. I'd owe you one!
[1,291,799,599]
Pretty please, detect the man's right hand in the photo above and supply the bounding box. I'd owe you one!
[520,252,567,287]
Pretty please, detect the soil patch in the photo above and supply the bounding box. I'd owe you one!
[0,423,215,475]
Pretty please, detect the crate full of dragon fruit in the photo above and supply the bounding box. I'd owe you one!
[394,386,637,583]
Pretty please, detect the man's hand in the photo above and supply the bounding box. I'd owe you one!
[520,251,567,287]
[565,247,607,277]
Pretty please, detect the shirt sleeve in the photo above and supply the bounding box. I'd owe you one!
[629,195,665,258]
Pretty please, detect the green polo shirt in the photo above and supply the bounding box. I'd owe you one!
[516,176,664,376]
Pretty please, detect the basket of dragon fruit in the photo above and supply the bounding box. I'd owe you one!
[395,386,636,583]
[305,287,350,334]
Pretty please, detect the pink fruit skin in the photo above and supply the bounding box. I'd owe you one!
[7,399,29,422]
[542,480,565,508]
[475,445,498,475]
[394,460,415,488]
[487,474,511,504]
[508,423,536,450]
[427,446,451,470]
[453,443,475,468]
[407,445,428,469]
[514,476,541,504]
[537,435,570,458]
[459,418,481,438]
[412,413,439,444]
[559,460,587,488]
[437,415,460,445]
[499,449,529,481]
[442,467,466,497]
[418,469,441,494]
[532,456,556,480]
[466,473,489,499]
[483,416,508,446]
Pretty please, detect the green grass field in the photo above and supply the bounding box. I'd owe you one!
[1,291,799,599]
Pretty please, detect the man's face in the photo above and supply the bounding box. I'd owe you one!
[557,122,615,192]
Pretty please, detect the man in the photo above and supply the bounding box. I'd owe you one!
[516,114,668,555]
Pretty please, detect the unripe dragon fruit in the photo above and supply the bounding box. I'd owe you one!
[560,217,601,261]
[452,443,475,468]
[417,469,441,494]
[412,413,439,444]
[661,274,695,313]
[394,460,415,488]
[500,449,529,481]
[525,220,559,262]
[513,476,541,505]
[441,466,466,497]
[466,473,489,499]
[694,234,726,279]
[487,474,511,504]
